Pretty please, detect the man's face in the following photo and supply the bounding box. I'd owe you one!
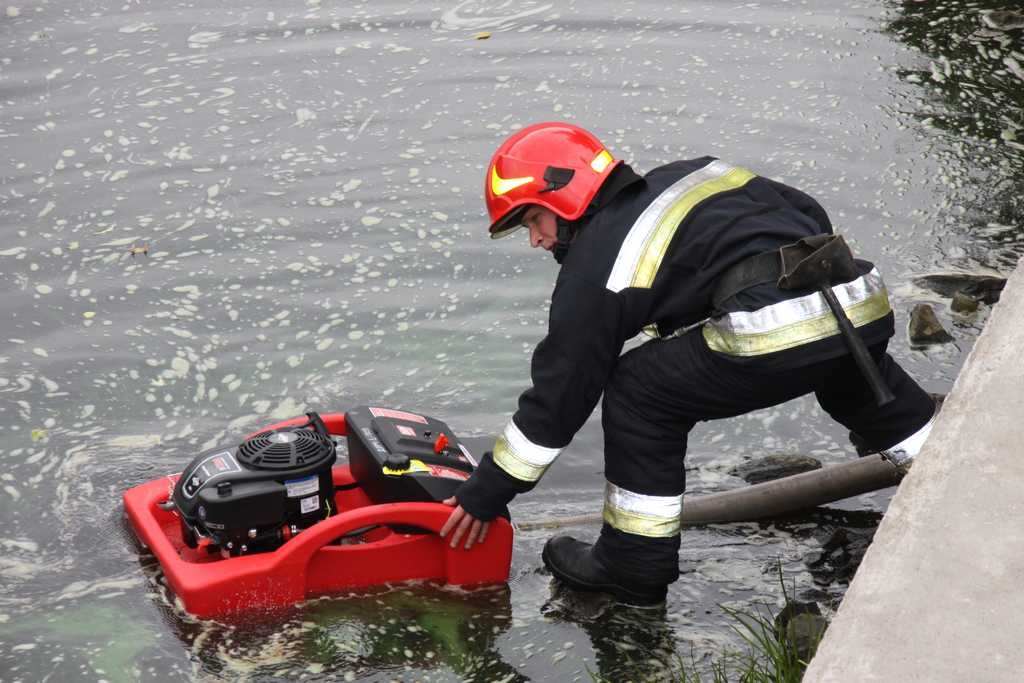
[522,205,558,252]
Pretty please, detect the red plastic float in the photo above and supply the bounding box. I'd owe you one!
[123,412,513,619]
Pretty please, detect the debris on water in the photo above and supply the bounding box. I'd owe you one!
[950,290,980,314]
[908,304,954,345]
[127,242,149,257]
[729,454,822,485]
[30,429,47,442]
[911,271,1006,305]
[981,10,1024,32]
[473,31,491,40]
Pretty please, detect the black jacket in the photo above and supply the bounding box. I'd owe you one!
[456,158,894,519]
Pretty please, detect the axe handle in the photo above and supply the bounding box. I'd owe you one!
[819,286,895,406]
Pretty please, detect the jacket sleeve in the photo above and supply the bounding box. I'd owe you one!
[455,274,625,520]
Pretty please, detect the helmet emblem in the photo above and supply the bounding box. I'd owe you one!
[490,166,534,196]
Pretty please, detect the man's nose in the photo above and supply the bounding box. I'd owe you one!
[529,229,542,248]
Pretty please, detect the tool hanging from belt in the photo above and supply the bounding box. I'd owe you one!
[711,234,895,407]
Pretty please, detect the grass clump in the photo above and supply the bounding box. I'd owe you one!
[675,571,827,682]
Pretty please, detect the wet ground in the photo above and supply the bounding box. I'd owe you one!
[1,0,1021,680]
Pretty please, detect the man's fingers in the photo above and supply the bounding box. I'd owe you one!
[463,519,481,550]
[439,502,490,550]
[450,511,473,548]
[439,505,464,539]
[465,519,491,550]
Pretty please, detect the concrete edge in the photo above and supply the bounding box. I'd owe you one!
[803,255,1024,682]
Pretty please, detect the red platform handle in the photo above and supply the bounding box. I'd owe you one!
[246,412,348,440]
[270,502,457,570]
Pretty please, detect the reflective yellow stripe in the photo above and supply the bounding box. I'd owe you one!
[632,167,755,288]
[606,160,756,293]
[703,270,892,356]
[602,482,682,538]
[491,419,562,483]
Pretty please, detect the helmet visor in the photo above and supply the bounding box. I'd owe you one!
[488,204,529,239]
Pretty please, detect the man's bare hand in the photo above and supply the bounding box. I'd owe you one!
[440,496,491,550]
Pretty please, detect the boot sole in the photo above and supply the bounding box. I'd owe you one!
[541,543,666,608]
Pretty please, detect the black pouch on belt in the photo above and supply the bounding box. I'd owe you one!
[776,234,858,289]
[778,235,893,406]
[712,234,894,407]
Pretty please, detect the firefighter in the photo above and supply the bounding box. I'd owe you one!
[439,122,936,606]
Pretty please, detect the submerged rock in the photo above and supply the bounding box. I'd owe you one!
[950,290,980,313]
[806,525,878,585]
[730,454,822,484]
[908,303,954,345]
[911,271,1006,304]
[774,601,827,664]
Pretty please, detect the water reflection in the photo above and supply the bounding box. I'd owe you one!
[541,590,678,682]
[175,586,523,681]
[884,1,1024,270]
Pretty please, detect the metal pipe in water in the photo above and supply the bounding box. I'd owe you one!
[516,454,904,531]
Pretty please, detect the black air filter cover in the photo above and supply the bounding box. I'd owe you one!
[237,428,334,470]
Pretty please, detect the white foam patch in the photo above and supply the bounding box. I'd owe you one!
[170,356,190,378]
[119,22,157,33]
[58,574,144,601]
[188,31,223,45]
[105,434,163,449]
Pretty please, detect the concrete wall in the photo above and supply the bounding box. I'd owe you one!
[804,256,1024,682]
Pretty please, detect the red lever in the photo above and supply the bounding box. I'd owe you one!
[433,433,449,454]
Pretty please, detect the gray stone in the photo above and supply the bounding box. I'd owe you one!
[912,271,1006,304]
[908,303,954,345]
[729,453,822,484]
[775,602,828,664]
[950,290,980,313]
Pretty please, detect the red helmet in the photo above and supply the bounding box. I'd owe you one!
[485,122,620,239]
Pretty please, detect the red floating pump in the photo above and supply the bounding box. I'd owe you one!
[123,407,513,619]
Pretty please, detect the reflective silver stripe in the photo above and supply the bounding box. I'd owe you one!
[606,160,755,293]
[602,481,682,538]
[703,268,892,356]
[881,415,936,466]
[491,419,562,483]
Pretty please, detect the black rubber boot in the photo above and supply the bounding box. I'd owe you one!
[542,535,667,607]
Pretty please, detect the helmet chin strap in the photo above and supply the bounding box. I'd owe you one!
[552,217,576,264]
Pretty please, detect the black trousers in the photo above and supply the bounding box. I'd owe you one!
[592,330,936,587]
